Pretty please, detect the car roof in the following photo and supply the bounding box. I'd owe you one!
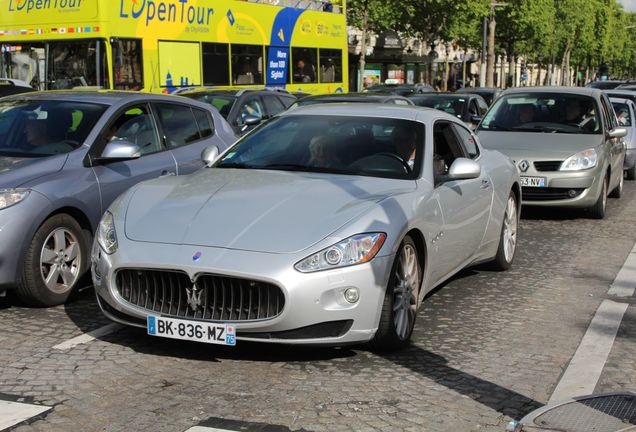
[501,86,601,97]
[0,90,185,105]
[280,102,451,121]
[300,93,403,102]
[609,97,633,104]
[604,89,636,95]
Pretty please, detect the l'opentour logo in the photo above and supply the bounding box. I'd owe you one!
[8,0,82,14]
[119,0,214,27]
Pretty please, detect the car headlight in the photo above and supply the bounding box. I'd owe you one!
[0,189,30,210]
[560,148,598,171]
[96,211,118,254]
[295,233,387,273]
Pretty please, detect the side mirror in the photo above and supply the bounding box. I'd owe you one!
[201,145,219,167]
[609,127,627,139]
[447,158,481,180]
[240,114,262,132]
[99,140,141,161]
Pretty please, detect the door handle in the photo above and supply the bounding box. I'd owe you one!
[480,179,491,189]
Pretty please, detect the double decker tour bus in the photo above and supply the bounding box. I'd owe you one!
[0,0,347,94]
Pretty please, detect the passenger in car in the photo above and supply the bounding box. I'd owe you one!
[308,135,340,167]
[391,126,417,168]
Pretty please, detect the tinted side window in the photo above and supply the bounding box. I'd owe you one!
[154,103,201,148]
[477,99,488,115]
[193,109,214,138]
[263,95,286,117]
[453,123,480,159]
[602,96,618,130]
[277,95,297,108]
[433,121,467,182]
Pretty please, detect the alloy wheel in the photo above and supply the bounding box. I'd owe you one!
[40,228,81,294]
[392,244,419,340]
[503,196,518,263]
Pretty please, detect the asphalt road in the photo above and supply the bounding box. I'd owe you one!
[2,181,636,432]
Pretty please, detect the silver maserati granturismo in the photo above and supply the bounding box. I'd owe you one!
[92,104,521,350]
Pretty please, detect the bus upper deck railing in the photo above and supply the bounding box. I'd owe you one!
[239,0,343,13]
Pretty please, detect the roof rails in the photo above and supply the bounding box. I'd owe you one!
[235,87,292,97]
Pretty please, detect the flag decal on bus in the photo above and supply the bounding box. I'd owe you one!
[278,28,285,42]
[226,9,235,26]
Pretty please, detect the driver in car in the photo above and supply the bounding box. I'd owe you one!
[392,126,417,169]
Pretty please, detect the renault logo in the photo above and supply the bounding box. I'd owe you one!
[518,160,530,172]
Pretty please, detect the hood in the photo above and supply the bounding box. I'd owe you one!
[0,154,69,188]
[477,131,603,159]
[124,169,415,254]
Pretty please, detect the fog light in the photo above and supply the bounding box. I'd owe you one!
[344,288,359,303]
[568,189,577,198]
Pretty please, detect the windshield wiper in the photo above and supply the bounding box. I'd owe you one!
[513,125,578,134]
[261,164,354,175]
[215,162,255,169]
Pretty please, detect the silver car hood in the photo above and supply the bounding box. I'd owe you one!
[0,154,68,188]
[124,168,415,253]
[478,131,603,159]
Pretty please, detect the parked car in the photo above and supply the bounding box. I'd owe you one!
[92,104,520,351]
[289,93,414,109]
[0,91,236,306]
[408,93,489,129]
[604,89,636,104]
[365,83,434,96]
[586,80,626,90]
[610,97,636,179]
[477,87,626,218]
[180,88,297,135]
[0,78,35,98]
[460,87,502,106]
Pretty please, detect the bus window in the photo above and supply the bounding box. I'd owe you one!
[319,49,342,83]
[48,40,108,90]
[202,43,230,86]
[159,41,201,89]
[1,44,45,89]
[231,44,263,85]
[292,48,317,84]
[112,39,143,91]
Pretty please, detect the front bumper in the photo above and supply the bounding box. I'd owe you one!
[92,239,394,346]
[520,166,602,208]
[0,192,51,288]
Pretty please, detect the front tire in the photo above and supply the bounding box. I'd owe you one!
[370,235,421,352]
[588,175,608,219]
[490,191,518,271]
[16,214,88,307]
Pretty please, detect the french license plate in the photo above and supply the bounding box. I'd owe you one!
[520,176,546,187]
[147,315,236,346]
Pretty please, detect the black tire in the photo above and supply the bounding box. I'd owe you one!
[609,172,623,198]
[370,235,421,352]
[16,214,89,307]
[626,166,636,181]
[588,176,608,219]
[490,191,518,271]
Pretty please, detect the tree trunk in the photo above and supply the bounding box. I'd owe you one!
[500,54,506,88]
[536,62,542,86]
[508,54,515,88]
[357,10,368,92]
[486,16,496,87]
[561,41,571,86]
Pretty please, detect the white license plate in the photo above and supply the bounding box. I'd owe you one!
[520,176,546,187]
[147,315,236,346]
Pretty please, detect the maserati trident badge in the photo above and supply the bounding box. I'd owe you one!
[186,284,203,312]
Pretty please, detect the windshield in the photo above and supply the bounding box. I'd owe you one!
[186,94,235,119]
[478,93,601,134]
[1,40,108,90]
[410,96,466,118]
[612,102,632,127]
[0,99,107,157]
[215,115,424,180]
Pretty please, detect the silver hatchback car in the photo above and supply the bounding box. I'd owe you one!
[477,87,626,218]
[0,91,236,306]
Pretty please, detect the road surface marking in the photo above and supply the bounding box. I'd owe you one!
[608,243,636,297]
[52,323,122,350]
[0,400,51,430]
[549,299,629,403]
